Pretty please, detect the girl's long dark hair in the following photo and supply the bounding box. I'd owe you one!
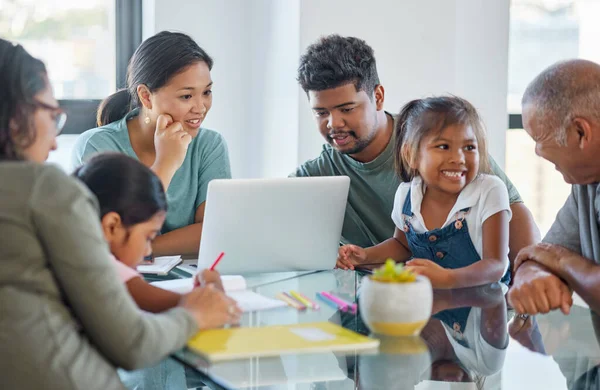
[73,153,167,226]
[394,95,491,182]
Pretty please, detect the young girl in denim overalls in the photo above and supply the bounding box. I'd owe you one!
[338,96,511,289]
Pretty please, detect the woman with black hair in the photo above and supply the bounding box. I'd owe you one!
[73,31,231,257]
[0,38,239,389]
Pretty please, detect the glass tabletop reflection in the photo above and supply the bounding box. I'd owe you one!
[172,269,600,390]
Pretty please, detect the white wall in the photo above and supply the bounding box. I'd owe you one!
[147,0,510,177]
[247,0,301,179]
[152,0,301,178]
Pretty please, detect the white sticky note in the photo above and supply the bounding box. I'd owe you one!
[290,327,336,342]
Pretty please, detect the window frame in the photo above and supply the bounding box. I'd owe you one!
[115,0,143,89]
[59,2,524,134]
[509,114,523,130]
[59,0,142,135]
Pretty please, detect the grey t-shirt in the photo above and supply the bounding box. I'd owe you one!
[544,184,600,263]
[292,116,523,247]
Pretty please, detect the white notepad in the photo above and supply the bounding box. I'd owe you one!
[137,256,182,275]
[151,275,286,312]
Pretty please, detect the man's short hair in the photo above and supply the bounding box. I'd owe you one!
[297,35,380,96]
[522,59,600,145]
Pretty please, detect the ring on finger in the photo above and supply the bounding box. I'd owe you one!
[517,313,530,321]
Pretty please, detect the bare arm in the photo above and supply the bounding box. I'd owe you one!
[509,315,546,354]
[126,277,181,313]
[364,228,412,263]
[151,163,179,192]
[508,202,541,263]
[124,269,227,314]
[152,202,206,256]
[337,228,412,270]
[33,167,197,370]
[150,115,194,191]
[508,260,572,315]
[556,253,600,313]
[480,297,509,349]
[521,186,600,309]
[434,285,508,350]
[508,189,580,314]
[448,210,510,288]
[432,283,506,314]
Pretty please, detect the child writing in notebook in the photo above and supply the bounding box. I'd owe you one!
[75,153,241,389]
[74,153,241,319]
[337,96,511,289]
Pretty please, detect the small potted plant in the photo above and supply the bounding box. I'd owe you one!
[359,259,432,336]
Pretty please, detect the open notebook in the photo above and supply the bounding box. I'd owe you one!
[187,321,380,362]
[137,256,182,275]
[150,275,286,312]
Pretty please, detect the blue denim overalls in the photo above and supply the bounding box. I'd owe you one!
[401,188,510,337]
[400,188,510,285]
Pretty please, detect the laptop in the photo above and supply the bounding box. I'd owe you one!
[197,176,350,274]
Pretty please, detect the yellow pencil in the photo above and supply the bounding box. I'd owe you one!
[276,292,306,310]
[290,290,314,309]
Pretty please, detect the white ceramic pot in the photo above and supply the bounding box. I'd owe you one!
[359,275,433,336]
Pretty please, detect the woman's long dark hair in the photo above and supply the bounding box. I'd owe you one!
[73,153,167,227]
[97,31,213,126]
[0,39,48,160]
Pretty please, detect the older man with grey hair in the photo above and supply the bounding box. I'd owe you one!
[508,59,600,315]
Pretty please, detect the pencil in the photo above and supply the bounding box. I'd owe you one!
[276,292,306,310]
[209,252,225,271]
[316,292,338,310]
[320,291,349,312]
[290,290,320,310]
[325,292,357,314]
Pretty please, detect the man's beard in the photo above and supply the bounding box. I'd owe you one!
[328,130,375,155]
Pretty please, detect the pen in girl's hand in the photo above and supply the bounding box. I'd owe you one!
[210,252,225,271]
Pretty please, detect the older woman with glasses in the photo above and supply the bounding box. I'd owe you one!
[0,70,66,161]
[0,38,235,389]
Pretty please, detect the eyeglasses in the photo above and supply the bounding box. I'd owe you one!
[33,100,67,135]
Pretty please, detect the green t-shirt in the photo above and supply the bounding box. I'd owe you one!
[72,110,232,234]
[292,117,522,248]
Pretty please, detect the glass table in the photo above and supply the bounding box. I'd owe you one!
[169,269,600,390]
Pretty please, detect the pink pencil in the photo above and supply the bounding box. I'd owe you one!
[210,252,225,271]
[320,292,349,312]
[323,292,357,314]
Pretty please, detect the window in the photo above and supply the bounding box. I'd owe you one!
[0,0,116,99]
[506,0,600,236]
[1,0,141,172]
